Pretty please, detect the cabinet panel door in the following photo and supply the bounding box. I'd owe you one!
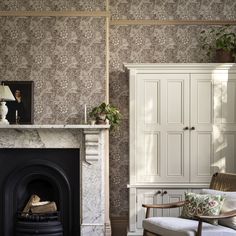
[191,73,236,182]
[191,74,214,182]
[136,74,189,183]
[213,74,236,125]
[214,132,236,173]
[136,189,162,229]
[162,189,187,217]
[212,74,236,174]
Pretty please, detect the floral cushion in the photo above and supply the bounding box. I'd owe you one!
[181,192,225,225]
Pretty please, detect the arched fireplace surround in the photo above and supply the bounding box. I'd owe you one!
[0,148,80,236]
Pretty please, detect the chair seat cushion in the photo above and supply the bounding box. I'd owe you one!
[143,217,236,236]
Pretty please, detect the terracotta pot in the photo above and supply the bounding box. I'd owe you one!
[215,49,235,63]
[95,113,107,125]
[96,119,107,125]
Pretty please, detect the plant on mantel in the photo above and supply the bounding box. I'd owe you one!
[199,25,236,63]
[89,102,122,131]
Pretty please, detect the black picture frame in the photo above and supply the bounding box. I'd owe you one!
[3,81,34,124]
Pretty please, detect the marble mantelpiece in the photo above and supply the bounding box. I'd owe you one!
[0,124,110,236]
[0,124,109,129]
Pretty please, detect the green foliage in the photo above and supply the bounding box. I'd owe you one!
[89,102,122,130]
[199,25,236,57]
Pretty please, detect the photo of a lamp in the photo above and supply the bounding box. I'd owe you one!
[0,84,15,125]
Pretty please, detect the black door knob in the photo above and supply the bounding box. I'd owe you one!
[162,191,168,196]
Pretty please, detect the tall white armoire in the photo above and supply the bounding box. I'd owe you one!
[124,63,236,236]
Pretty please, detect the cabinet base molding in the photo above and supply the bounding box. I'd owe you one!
[127,231,143,236]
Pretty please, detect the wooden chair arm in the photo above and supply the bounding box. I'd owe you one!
[142,201,186,218]
[196,210,236,236]
[142,201,186,209]
[196,209,236,220]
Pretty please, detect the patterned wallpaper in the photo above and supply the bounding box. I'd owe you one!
[0,0,105,11]
[0,16,106,124]
[0,0,236,220]
[110,0,236,20]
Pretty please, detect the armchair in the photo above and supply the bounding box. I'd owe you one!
[142,173,236,236]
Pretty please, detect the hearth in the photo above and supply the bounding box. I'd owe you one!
[0,148,80,236]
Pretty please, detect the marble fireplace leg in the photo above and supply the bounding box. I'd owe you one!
[82,130,111,236]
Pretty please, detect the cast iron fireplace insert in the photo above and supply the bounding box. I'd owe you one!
[0,148,80,236]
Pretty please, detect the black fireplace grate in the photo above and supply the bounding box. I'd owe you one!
[17,211,60,222]
[16,211,63,235]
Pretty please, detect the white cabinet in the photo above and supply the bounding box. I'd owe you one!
[125,63,236,236]
[136,189,186,229]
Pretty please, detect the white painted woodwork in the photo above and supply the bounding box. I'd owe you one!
[136,189,162,229]
[125,63,236,236]
[214,132,236,173]
[214,73,236,124]
[162,189,187,217]
[129,187,137,232]
[190,74,214,182]
[136,188,187,232]
[136,189,186,228]
[136,73,189,183]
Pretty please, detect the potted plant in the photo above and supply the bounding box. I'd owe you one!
[89,102,122,130]
[199,25,236,62]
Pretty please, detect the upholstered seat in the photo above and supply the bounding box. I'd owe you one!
[143,217,236,236]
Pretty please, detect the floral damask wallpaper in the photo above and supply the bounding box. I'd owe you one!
[0,0,236,220]
[0,16,106,124]
[0,0,105,11]
[110,0,236,20]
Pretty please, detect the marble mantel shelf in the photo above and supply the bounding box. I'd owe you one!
[0,124,109,163]
[0,124,110,129]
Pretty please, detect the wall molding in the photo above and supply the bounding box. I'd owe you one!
[0,10,110,17]
[105,0,110,103]
[110,19,236,26]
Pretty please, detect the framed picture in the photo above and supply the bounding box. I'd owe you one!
[3,81,34,124]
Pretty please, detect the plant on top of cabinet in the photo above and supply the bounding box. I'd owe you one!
[199,25,236,63]
[89,102,122,130]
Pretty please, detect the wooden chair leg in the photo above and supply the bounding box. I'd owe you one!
[197,220,202,236]
[143,229,147,236]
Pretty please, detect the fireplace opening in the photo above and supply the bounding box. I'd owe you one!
[16,178,62,236]
[18,179,60,211]
[0,148,80,236]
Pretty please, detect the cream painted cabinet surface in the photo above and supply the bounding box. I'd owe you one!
[125,63,236,236]
[136,188,186,229]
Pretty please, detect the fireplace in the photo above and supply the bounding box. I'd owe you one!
[0,126,110,236]
[0,148,80,236]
